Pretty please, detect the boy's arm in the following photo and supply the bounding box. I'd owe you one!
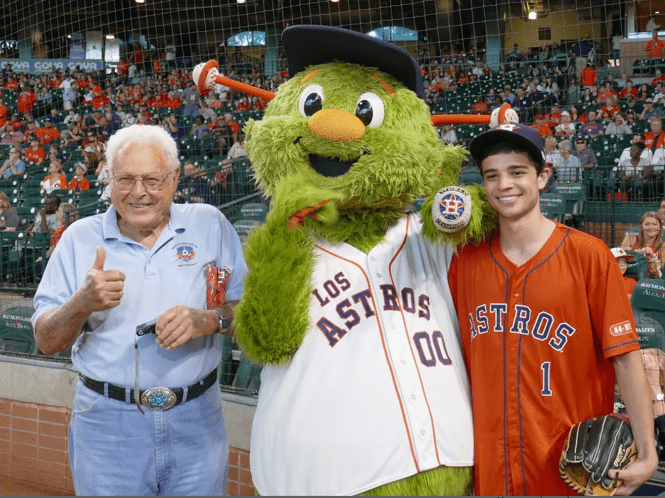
[611,350,658,494]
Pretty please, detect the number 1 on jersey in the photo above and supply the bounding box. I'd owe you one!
[541,361,552,396]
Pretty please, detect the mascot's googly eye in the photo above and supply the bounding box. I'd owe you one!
[355,92,385,127]
[298,84,325,118]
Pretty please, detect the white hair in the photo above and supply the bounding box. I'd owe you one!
[105,124,179,172]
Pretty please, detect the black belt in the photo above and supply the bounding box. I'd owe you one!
[79,368,218,411]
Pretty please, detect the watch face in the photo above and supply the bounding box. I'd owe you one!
[657,393,665,402]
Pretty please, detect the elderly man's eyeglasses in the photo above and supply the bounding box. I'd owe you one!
[111,172,172,193]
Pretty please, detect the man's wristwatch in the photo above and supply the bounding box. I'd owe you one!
[213,309,228,335]
[656,392,665,403]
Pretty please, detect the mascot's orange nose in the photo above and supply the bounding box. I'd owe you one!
[307,108,366,142]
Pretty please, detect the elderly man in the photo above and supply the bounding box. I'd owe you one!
[573,135,597,171]
[554,139,582,182]
[645,116,665,152]
[31,125,246,495]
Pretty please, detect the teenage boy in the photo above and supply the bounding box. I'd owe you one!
[447,123,657,495]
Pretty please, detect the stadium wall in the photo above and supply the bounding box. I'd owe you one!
[0,357,256,496]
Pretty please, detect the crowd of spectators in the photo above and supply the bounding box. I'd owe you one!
[0,36,664,238]
[0,59,265,236]
[426,50,665,202]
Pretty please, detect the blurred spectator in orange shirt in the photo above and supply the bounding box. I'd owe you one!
[471,95,488,115]
[41,161,67,194]
[24,137,45,165]
[91,86,110,110]
[34,118,61,144]
[17,84,36,114]
[532,114,553,136]
[619,81,639,98]
[647,31,665,59]
[67,163,90,192]
[0,96,7,130]
[579,63,597,88]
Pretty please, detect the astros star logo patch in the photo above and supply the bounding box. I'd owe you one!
[498,123,518,132]
[438,193,466,221]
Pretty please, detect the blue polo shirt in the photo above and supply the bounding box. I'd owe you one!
[32,203,246,388]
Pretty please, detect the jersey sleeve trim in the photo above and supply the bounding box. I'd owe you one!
[605,338,640,357]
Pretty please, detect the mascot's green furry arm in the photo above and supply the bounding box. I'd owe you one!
[223,25,500,496]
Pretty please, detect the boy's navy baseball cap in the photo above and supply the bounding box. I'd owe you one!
[281,25,425,100]
[469,122,544,165]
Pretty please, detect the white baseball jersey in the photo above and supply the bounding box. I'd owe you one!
[250,213,473,496]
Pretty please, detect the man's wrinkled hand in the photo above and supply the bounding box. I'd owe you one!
[155,305,215,350]
[81,246,125,313]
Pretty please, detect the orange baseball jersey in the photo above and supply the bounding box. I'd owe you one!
[24,147,45,163]
[448,223,639,496]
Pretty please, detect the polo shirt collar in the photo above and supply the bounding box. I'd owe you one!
[102,204,186,243]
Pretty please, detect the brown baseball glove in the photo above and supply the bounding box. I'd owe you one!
[559,414,637,495]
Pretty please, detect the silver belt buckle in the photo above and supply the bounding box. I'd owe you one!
[140,387,177,410]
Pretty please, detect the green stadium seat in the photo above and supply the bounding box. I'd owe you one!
[232,355,262,391]
[632,279,665,345]
[233,219,261,243]
[550,182,586,225]
[238,202,269,222]
[0,305,39,354]
[631,278,665,311]
[540,193,567,222]
[458,167,483,186]
[633,310,665,350]
[624,250,649,281]
[219,336,239,386]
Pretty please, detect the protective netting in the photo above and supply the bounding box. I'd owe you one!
[0,0,662,389]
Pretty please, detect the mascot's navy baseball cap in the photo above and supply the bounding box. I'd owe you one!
[469,122,545,166]
[281,25,425,100]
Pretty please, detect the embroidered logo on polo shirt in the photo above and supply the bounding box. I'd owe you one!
[176,245,195,260]
[173,242,199,267]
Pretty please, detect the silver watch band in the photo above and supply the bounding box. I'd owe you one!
[213,309,228,335]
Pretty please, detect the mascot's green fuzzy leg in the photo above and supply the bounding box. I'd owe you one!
[360,466,473,496]
[254,466,473,496]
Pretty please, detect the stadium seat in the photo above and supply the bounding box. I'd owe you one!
[232,355,262,391]
[238,202,269,222]
[233,218,261,243]
[633,311,665,350]
[458,167,483,186]
[0,305,39,354]
[624,250,649,281]
[540,193,567,223]
[551,182,586,226]
[219,336,239,386]
[631,279,665,337]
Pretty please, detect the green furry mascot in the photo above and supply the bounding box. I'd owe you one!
[229,25,497,495]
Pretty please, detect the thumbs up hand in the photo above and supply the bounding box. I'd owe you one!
[81,246,126,312]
